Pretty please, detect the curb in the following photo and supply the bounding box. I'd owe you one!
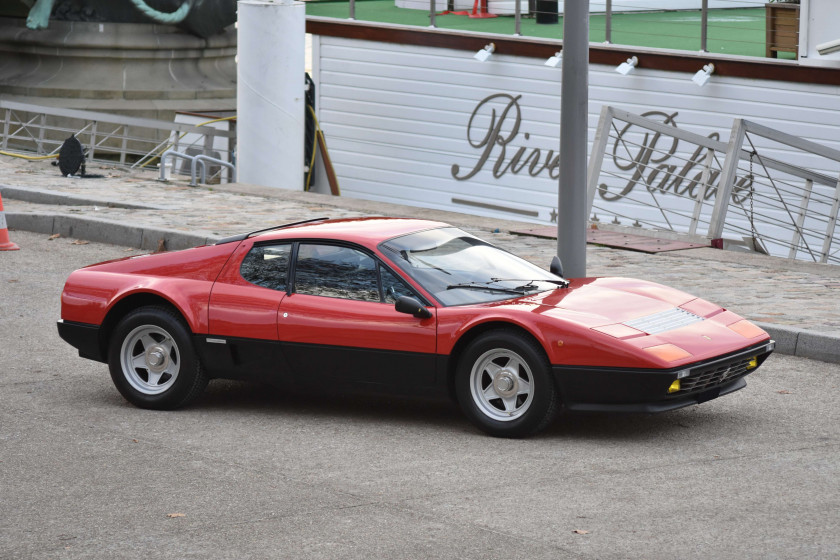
[6,212,218,252]
[0,184,165,210]
[6,209,839,365]
[756,323,840,365]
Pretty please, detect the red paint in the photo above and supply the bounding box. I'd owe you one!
[279,293,436,353]
[60,243,235,333]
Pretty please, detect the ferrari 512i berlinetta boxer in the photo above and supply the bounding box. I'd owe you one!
[58,217,774,437]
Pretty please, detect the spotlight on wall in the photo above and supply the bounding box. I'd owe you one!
[474,43,496,62]
[615,56,638,75]
[816,38,840,55]
[692,63,715,87]
[545,52,562,68]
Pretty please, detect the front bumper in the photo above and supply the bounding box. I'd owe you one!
[553,340,775,413]
[57,319,105,363]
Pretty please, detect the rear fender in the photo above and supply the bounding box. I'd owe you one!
[61,273,211,334]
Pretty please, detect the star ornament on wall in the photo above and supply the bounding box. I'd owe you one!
[550,208,558,223]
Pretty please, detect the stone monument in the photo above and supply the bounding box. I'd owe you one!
[0,0,237,120]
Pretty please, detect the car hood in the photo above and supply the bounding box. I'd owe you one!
[482,277,769,367]
[508,277,706,328]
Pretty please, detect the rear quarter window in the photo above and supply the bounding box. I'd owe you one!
[240,244,292,291]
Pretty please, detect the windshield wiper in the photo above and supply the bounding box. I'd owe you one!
[402,251,452,276]
[445,282,529,295]
[490,278,569,289]
[490,277,570,289]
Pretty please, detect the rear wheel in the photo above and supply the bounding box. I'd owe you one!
[108,306,208,409]
[455,330,559,437]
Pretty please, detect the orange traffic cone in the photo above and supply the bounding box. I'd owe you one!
[0,192,20,251]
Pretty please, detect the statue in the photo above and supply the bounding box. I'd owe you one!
[17,0,236,38]
[23,0,55,30]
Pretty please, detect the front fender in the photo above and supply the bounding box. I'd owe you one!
[436,307,558,360]
[436,305,663,369]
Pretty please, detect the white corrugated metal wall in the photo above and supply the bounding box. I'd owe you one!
[312,35,840,236]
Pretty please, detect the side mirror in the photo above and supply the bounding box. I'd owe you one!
[395,296,432,319]
[550,256,564,278]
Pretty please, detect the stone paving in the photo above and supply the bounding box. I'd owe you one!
[2,156,839,345]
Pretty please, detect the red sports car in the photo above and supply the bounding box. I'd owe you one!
[58,217,774,437]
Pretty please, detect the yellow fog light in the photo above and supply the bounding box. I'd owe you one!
[746,356,758,370]
[668,380,681,394]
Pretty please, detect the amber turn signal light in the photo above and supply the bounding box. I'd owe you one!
[643,343,692,362]
[728,320,766,339]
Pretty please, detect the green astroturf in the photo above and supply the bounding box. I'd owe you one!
[305,2,795,60]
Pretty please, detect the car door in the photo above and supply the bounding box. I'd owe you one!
[278,242,438,389]
[204,241,294,382]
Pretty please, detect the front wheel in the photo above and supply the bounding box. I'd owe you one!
[108,306,208,410]
[455,330,559,438]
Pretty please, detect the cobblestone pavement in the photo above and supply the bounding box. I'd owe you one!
[2,156,839,343]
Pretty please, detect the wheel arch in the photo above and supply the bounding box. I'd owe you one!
[445,321,551,402]
[98,292,190,361]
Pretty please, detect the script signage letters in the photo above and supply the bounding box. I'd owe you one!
[451,94,752,205]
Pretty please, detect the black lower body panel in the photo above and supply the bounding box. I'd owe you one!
[282,342,438,387]
[57,320,105,362]
[558,377,747,413]
[194,335,448,398]
[553,340,774,413]
[194,335,293,384]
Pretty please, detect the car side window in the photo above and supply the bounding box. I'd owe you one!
[240,243,292,291]
[381,266,415,304]
[295,244,380,302]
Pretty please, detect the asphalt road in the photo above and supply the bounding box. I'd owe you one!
[1,230,838,559]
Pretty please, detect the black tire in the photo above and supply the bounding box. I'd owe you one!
[455,329,559,438]
[107,306,208,410]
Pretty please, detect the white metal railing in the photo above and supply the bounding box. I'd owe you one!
[587,106,840,265]
[0,100,236,184]
[339,1,788,59]
[159,150,237,186]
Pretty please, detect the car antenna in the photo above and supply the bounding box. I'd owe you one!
[215,217,330,245]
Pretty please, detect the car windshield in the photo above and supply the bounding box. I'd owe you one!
[380,227,564,306]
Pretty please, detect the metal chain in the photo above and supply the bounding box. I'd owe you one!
[748,150,757,241]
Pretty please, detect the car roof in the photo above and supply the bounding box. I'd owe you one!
[249,217,451,247]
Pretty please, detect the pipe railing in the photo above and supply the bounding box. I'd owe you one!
[192,155,237,186]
